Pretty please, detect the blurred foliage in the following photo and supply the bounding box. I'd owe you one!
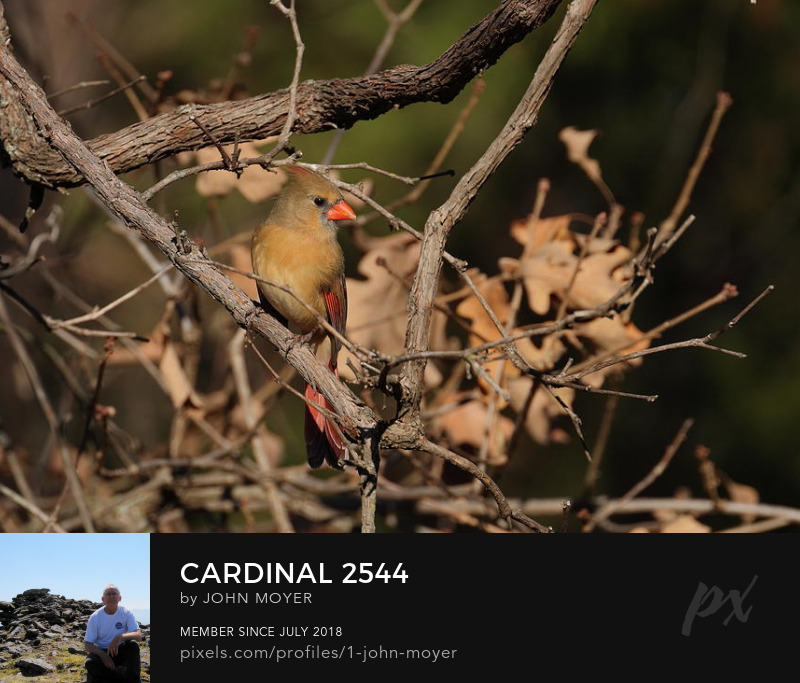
[1,0,799,524]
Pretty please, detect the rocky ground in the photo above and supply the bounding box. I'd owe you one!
[0,589,150,682]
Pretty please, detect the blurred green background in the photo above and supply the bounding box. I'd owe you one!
[1,0,798,514]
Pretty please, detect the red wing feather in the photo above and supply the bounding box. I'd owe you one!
[323,274,348,358]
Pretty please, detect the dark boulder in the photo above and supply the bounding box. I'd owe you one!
[16,657,56,675]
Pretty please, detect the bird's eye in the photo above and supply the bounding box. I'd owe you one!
[313,197,326,207]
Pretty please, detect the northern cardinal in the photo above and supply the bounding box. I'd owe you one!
[251,166,356,468]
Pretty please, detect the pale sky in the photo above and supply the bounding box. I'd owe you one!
[0,534,150,609]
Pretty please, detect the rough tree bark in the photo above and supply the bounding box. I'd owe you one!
[0,0,561,188]
[0,0,598,532]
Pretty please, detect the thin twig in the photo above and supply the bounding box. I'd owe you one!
[188,108,236,170]
[264,0,304,161]
[0,210,27,249]
[323,0,426,164]
[38,268,173,397]
[718,518,791,534]
[565,284,773,382]
[46,264,172,329]
[0,223,58,279]
[43,338,117,531]
[399,0,599,418]
[94,52,149,122]
[0,481,68,532]
[1,443,36,506]
[141,151,298,202]
[653,214,695,262]
[329,179,468,273]
[582,375,621,494]
[656,91,733,246]
[555,210,606,321]
[79,337,115,457]
[584,418,694,532]
[229,329,294,533]
[67,12,156,102]
[0,293,95,531]
[310,162,421,185]
[46,79,110,99]
[568,281,739,376]
[57,76,146,117]
[522,178,551,259]
[221,25,261,101]
[418,438,551,532]
[247,341,346,435]
[542,381,592,462]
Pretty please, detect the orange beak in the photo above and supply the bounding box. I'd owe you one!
[327,200,356,222]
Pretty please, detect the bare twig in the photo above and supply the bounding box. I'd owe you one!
[567,281,739,377]
[418,438,551,532]
[565,284,773,382]
[0,221,58,279]
[187,108,236,170]
[415,495,800,528]
[141,150,299,202]
[323,0,426,164]
[312,162,421,185]
[45,264,172,330]
[57,75,146,117]
[221,25,261,101]
[229,329,294,533]
[0,210,27,249]
[0,293,95,531]
[264,0,304,161]
[582,375,621,494]
[522,178,551,259]
[67,12,156,101]
[718,518,791,534]
[0,441,36,505]
[555,210,606,321]
[399,0,599,417]
[584,418,694,532]
[46,79,110,99]
[2,0,565,188]
[38,268,173,397]
[0,481,68,532]
[656,91,733,246]
[95,52,149,122]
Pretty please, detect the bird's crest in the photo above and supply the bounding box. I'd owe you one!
[285,164,314,178]
[283,165,340,201]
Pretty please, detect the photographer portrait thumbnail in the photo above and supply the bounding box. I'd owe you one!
[84,584,142,683]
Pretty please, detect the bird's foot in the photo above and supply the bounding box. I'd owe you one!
[298,330,318,346]
[287,329,317,353]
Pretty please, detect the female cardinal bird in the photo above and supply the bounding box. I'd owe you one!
[251,166,356,468]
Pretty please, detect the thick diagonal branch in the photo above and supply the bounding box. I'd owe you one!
[0,0,561,188]
[0,13,375,452]
[398,0,597,414]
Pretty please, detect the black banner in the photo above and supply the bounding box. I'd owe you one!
[152,534,793,675]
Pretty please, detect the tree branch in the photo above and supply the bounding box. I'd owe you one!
[398,0,598,413]
[0,0,561,188]
[0,9,376,452]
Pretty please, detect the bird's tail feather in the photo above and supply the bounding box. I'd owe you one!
[304,365,345,469]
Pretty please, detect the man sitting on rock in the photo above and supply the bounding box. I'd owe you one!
[83,584,142,683]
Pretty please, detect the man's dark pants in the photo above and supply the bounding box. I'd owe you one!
[85,640,140,683]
